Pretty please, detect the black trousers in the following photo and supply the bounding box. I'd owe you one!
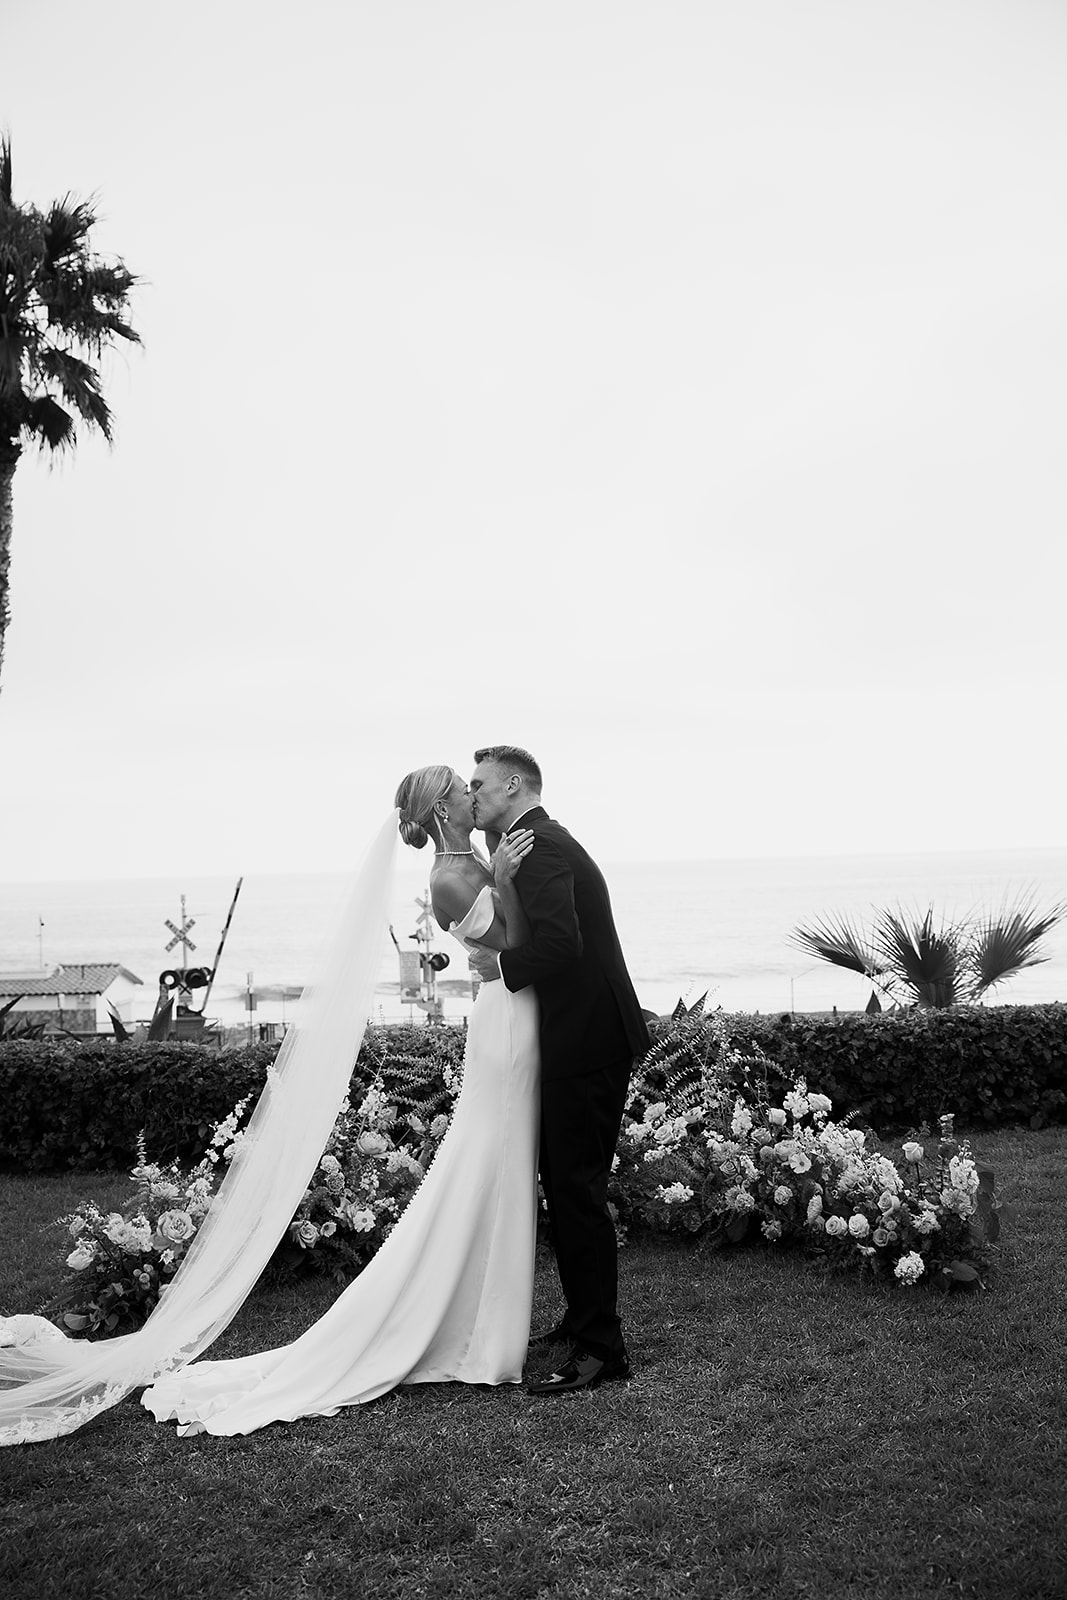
[538,1056,632,1362]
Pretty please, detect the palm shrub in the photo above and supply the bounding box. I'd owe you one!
[0,134,140,686]
[791,894,1065,1009]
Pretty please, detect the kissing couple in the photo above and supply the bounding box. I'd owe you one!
[0,747,648,1444]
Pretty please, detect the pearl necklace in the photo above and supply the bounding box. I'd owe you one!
[434,848,475,856]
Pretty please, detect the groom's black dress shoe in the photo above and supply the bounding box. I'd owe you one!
[526,1349,631,1396]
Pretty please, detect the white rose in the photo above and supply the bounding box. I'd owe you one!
[157,1209,196,1245]
[357,1131,389,1156]
[294,1220,319,1248]
[767,1108,787,1127]
[901,1141,924,1164]
[66,1244,96,1271]
[103,1213,127,1244]
[824,1215,847,1237]
[848,1214,871,1238]
[773,1185,793,1207]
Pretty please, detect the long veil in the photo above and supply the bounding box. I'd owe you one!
[0,810,399,1446]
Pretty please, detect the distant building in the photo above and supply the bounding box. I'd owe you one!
[0,964,143,1035]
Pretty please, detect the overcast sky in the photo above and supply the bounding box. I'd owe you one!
[2,0,1064,880]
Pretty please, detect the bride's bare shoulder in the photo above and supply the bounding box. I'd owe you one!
[430,869,487,929]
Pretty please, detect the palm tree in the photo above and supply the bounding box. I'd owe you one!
[790,894,1066,1009]
[0,134,140,688]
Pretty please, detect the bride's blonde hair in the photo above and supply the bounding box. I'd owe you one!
[394,764,455,849]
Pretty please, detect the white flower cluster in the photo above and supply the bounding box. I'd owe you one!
[655,1182,694,1206]
[894,1251,925,1286]
[940,1154,979,1218]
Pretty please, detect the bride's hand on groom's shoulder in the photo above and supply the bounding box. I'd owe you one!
[493,829,534,886]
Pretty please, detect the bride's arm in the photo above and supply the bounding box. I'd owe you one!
[491,832,533,949]
[444,833,533,962]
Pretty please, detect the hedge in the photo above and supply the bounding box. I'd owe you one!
[0,1026,465,1173]
[1,1004,1065,1172]
[715,1003,1067,1132]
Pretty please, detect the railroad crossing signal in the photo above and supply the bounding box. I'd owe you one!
[164,895,197,958]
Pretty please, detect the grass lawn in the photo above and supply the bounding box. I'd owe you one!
[0,1127,1064,1600]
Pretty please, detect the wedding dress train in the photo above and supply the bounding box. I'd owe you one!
[141,885,539,1436]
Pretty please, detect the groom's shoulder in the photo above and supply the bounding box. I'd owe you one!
[535,816,588,858]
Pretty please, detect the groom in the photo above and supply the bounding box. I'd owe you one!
[467,745,649,1394]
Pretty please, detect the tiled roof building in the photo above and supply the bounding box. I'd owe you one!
[0,965,143,1034]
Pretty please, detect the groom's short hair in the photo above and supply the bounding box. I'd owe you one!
[474,745,543,791]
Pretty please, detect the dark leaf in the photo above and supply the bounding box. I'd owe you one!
[789,913,880,978]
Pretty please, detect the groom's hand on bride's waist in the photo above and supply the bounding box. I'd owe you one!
[469,947,502,983]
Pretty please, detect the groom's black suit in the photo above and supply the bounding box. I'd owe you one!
[498,807,649,1363]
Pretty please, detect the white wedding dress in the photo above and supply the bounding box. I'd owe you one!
[140,885,540,1436]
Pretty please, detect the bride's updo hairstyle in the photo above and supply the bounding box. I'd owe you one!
[394,764,455,850]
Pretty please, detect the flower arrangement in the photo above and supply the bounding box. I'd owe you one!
[48,1012,1003,1338]
[49,1054,459,1336]
[48,1105,243,1336]
[611,1015,1001,1288]
[274,1078,454,1281]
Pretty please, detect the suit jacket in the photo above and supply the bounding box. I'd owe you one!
[498,808,649,1081]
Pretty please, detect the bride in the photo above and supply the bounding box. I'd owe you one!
[0,767,539,1444]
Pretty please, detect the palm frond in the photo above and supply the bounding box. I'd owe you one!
[36,349,113,438]
[872,905,963,1008]
[967,893,1067,997]
[41,197,98,263]
[82,262,139,307]
[23,393,75,451]
[789,913,880,978]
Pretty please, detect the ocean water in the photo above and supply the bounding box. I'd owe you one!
[1,847,1065,1030]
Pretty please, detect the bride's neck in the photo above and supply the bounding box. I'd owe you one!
[435,819,474,855]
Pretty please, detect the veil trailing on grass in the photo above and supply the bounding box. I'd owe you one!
[0,810,399,1446]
